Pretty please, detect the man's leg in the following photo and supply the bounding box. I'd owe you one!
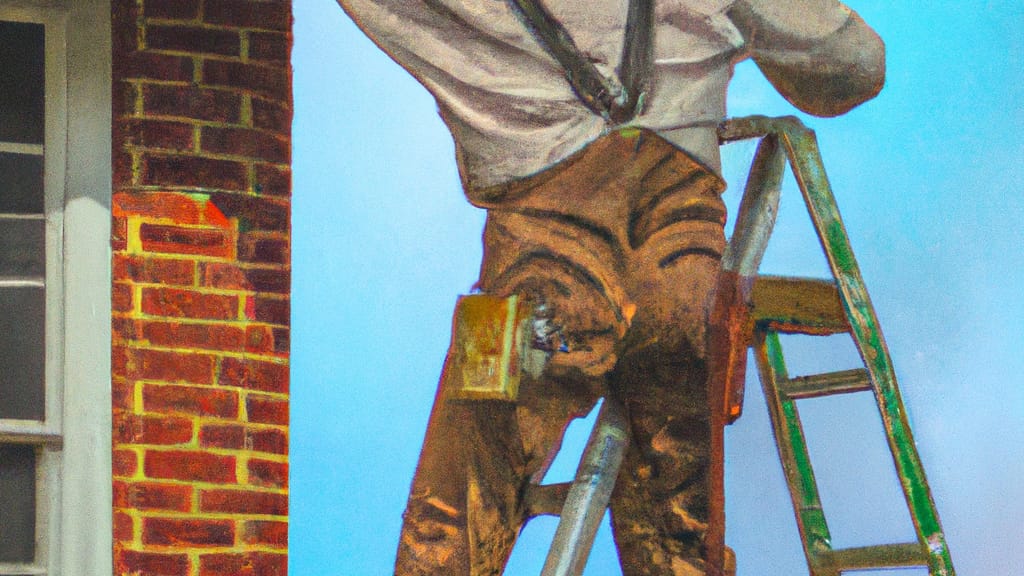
[609,150,732,575]
[394,322,602,576]
[393,369,518,575]
[607,344,716,576]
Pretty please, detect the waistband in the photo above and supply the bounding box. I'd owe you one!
[464,128,726,209]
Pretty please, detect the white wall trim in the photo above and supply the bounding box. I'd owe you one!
[59,0,113,574]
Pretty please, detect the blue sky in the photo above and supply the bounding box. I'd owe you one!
[290,2,1024,574]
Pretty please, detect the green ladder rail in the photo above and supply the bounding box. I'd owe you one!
[719,116,956,576]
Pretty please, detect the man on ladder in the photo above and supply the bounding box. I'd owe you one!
[335,1,884,574]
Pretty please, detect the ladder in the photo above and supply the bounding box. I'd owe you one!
[717,115,956,576]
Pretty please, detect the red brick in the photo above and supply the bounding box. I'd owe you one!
[112,479,130,507]
[142,287,239,320]
[240,324,270,353]
[147,24,240,57]
[141,154,249,191]
[247,459,287,489]
[272,327,289,353]
[113,449,139,477]
[145,450,237,483]
[203,59,290,101]
[252,296,289,325]
[143,518,235,547]
[112,345,130,375]
[113,149,135,191]
[118,550,189,576]
[139,223,233,257]
[239,235,288,264]
[111,0,141,60]
[113,82,138,119]
[134,349,216,384]
[143,84,242,123]
[114,511,135,541]
[199,551,287,576]
[114,192,204,221]
[249,428,287,455]
[249,31,290,64]
[242,520,287,548]
[117,412,194,445]
[208,192,289,231]
[145,0,201,20]
[245,268,290,294]
[122,118,195,151]
[112,316,140,344]
[113,254,196,285]
[201,126,290,163]
[204,0,291,31]
[112,376,132,409]
[143,383,239,418]
[113,282,134,312]
[113,317,141,343]
[220,357,288,393]
[246,396,288,425]
[200,423,245,450]
[112,216,129,250]
[142,321,246,352]
[199,261,250,290]
[251,98,291,133]
[122,51,195,82]
[200,489,288,516]
[115,481,193,512]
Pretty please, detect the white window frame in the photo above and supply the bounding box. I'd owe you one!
[0,1,111,575]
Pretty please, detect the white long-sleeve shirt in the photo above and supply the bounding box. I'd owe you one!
[338,0,884,191]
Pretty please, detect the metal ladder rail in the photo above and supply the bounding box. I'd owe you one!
[719,116,955,576]
[539,398,629,576]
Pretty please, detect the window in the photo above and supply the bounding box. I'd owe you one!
[0,2,111,575]
[1,14,65,575]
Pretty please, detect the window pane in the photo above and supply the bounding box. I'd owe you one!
[0,444,37,563]
[0,21,45,145]
[0,287,45,420]
[0,153,44,214]
[0,218,44,278]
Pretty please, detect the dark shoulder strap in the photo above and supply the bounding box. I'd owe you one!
[507,0,653,123]
[617,0,654,120]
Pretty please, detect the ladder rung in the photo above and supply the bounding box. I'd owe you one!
[525,482,571,518]
[781,368,872,399]
[752,276,849,335]
[818,542,930,571]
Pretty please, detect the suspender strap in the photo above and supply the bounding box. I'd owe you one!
[507,0,654,123]
[618,0,654,121]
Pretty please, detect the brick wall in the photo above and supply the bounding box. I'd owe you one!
[110,2,292,574]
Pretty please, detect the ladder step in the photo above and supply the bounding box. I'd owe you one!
[525,482,571,518]
[818,542,930,571]
[752,276,849,335]
[780,368,872,399]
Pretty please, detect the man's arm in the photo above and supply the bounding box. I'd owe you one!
[727,0,885,117]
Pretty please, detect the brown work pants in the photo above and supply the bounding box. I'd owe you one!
[395,129,730,575]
